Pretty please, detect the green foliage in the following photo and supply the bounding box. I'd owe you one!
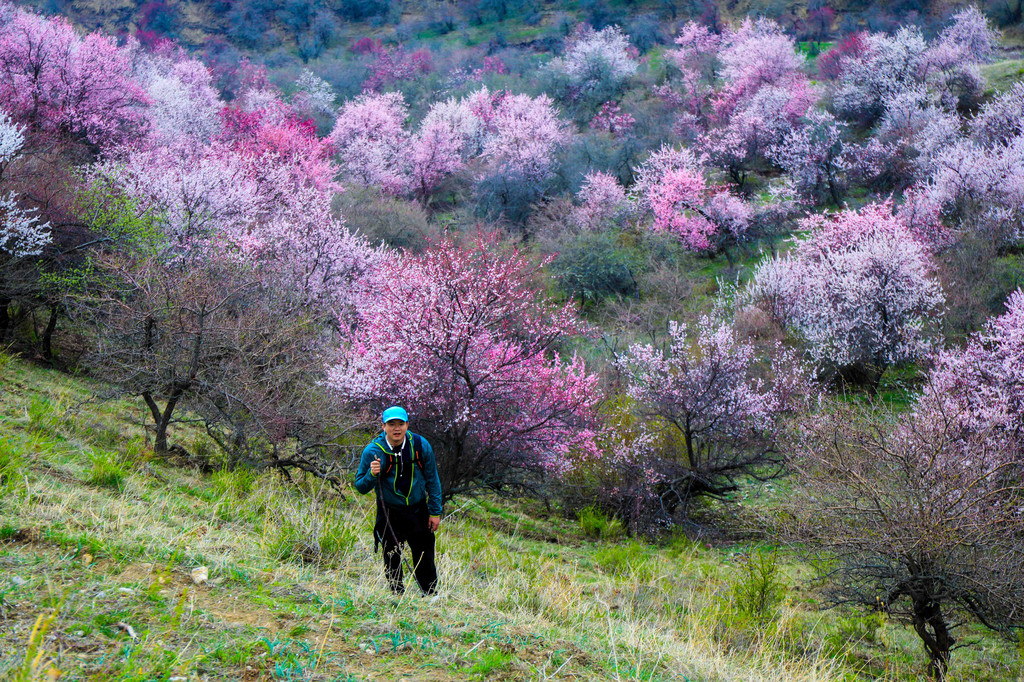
[550,231,640,305]
[26,396,66,435]
[730,547,786,625]
[594,541,653,580]
[0,347,14,374]
[75,181,163,254]
[577,505,624,539]
[87,449,131,490]
[467,647,517,677]
[211,467,257,498]
[0,444,27,497]
[825,611,887,652]
[263,500,358,566]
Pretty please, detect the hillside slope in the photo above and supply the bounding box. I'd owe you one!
[2,352,1024,680]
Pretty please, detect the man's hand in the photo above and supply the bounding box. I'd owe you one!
[370,455,381,476]
[428,516,440,532]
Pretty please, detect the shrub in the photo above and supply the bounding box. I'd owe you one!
[549,231,639,305]
[577,505,624,539]
[730,547,786,625]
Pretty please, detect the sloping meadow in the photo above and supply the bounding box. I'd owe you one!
[2,352,1022,681]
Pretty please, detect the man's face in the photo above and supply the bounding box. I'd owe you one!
[384,419,408,447]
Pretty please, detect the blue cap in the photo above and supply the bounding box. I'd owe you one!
[382,406,408,423]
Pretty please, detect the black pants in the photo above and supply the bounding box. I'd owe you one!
[374,499,437,595]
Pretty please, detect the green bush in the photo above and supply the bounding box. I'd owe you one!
[577,505,624,539]
[549,231,639,305]
[87,450,131,491]
[730,547,786,625]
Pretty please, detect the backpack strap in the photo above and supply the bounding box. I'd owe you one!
[411,433,425,471]
[374,435,424,473]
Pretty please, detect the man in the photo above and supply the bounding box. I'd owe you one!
[355,406,443,595]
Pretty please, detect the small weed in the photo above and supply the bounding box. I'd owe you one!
[264,498,357,566]
[211,467,257,497]
[87,449,131,490]
[467,647,516,677]
[0,347,14,373]
[0,446,27,496]
[826,611,887,652]
[577,506,624,539]
[594,541,652,579]
[287,623,311,637]
[26,396,66,435]
[10,609,60,682]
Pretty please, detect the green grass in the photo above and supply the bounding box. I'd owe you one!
[1,354,1022,681]
[980,58,1024,96]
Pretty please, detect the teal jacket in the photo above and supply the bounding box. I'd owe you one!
[355,432,442,516]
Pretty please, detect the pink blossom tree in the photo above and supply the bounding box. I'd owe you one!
[631,145,751,258]
[768,109,847,205]
[702,79,816,188]
[816,31,866,81]
[670,18,815,187]
[616,317,811,517]
[589,101,635,137]
[832,27,929,125]
[363,46,433,91]
[409,108,468,206]
[327,235,603,499]
[713,18,809,121]
[918,289,1024,463]
[480,91,568,182]
[330,91,411,194]
[833,11,999,125]
[93,143,275,244]
[744,202,945,388]
[0,3,149,150]
[970,81,1024,148]
[921,5,999,110]
[925,135,1024,247]
[849,88,961,191]
[217,186,383,317]
[134,46,223,147]
[667,21,721,118]
[569,171,628,230]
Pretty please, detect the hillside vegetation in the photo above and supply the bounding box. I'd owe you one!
[3,0,1024,678]
[2,353,1023,681]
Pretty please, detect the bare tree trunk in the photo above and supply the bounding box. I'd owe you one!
[41,301,58,361]
[913,598,954,680]
[0,296,10,340]
[143,390,182,454]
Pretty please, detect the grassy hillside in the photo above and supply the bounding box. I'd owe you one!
[2,352,1023,681]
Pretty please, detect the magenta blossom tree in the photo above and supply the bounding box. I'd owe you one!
[631,145,751,258]
[0,3,149,150]
[327,234,603,499]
